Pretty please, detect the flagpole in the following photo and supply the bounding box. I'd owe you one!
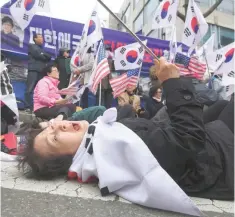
[99,82,102,106]
[169,26,176,62]
[49,17,57,57]
[198,25,212,80]
[97,0,159,61]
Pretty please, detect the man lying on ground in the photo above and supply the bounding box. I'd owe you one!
[19,57,234,202]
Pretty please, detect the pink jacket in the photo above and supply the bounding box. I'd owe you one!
[34,76,62,111]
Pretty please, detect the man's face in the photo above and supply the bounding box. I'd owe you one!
[2,22,13,34]
[34,120,89,157]
[63,51,69,58]
[34,35,44,45]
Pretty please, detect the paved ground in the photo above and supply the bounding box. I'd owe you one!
[1,161,234,217]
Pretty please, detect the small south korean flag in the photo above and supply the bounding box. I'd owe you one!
[114,40,147,70]
[10,0,50,30]
[152,0,179,29]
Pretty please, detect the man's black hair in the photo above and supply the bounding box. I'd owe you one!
[33,33,42,43]
[2,16,14,27]
[18,126,73,180]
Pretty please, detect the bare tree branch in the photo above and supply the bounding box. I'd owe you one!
[176,0,224,22]
[203,0,223,17]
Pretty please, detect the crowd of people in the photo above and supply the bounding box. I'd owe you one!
[22,33,166,121]
[1,32,234,211]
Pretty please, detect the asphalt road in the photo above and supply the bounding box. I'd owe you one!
[2,188,234,217]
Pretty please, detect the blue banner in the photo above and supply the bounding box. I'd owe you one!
[1,7,188,75]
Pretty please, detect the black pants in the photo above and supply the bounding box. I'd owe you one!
[81,87,89,109]
[96,89,113,109]
[25,71,40,109]
[203,99,234,133]
[34,104,76,120]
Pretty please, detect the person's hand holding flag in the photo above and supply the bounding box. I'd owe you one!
[154,57,180,83]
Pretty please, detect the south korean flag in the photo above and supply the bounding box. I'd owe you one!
[206,42,235,71]
[152,0,179,29]
[114,40,147,70]
[10,0,50,30]
[182,0,208,54]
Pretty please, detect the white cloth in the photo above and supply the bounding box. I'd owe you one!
[69,108,202,216]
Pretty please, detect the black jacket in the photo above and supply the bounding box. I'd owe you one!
[145,96,164,119]
[120,78,234,200]
[54,56,71,90]
[28,44,51,73]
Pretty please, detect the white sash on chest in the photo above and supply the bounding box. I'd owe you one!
[69,108,202,216]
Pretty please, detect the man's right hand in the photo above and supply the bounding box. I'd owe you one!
[153,57,179,83]
[55,99,68,105]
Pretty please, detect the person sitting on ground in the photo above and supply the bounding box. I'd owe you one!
[145,82,164,119]
[33,64,76,120]
[19,57,234,201]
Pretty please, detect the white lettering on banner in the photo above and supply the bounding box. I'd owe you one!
[72,34,81,50]
[44,29,57,49]
[29,27,82,51]
[29,27,43,43]
[58,32,71,50]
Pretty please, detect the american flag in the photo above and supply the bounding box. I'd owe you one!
[174,52,206,80]
[90,41,110,93]
[110,68,139,98]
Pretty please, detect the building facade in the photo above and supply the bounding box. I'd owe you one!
[117,0,234,49]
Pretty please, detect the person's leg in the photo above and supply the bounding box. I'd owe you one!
[65,103,77,116]
[34,105,75,120]
[203,100,228,124]
[81,87,89,108]
[24,71,38,110]
[104,89,113,109]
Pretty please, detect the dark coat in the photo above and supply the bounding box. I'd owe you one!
[28,43,51,73]
[55,56,71,90]
[119,78,234,200]
[145,97,164,119]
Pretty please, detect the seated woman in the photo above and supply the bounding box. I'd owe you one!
[145,82,164,119]
[20,58,234,203]
[33,64,76,120]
